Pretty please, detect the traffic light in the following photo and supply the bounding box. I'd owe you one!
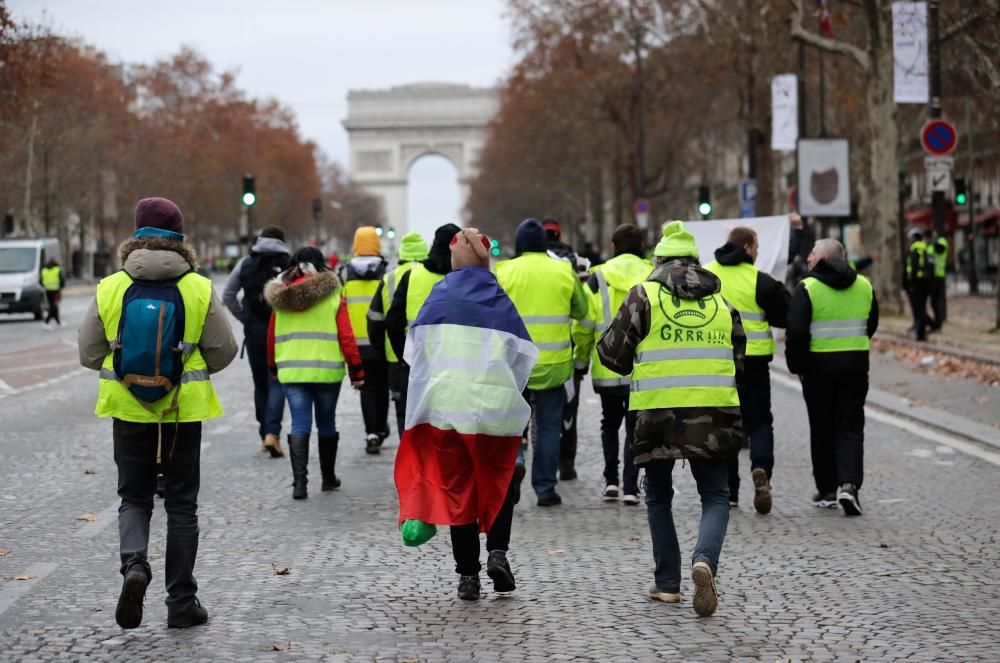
[697,185,712,218]
[312,198,323,220]
[375,225,384,237]
[954,178,967,206]
[387,227,396,239]
[242,173,256,206]
[489,239,501,257]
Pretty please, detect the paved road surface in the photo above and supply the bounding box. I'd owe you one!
[1,296,999,661]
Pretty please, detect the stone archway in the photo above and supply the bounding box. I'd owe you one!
[342,82,499,234]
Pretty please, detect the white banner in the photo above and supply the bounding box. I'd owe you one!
[771,74,798,152]
[798,138,851,217]
[893,2,929,104]
[684,215,791,282]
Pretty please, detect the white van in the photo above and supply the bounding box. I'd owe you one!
[0,238,62,319]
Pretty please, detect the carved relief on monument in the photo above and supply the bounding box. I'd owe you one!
[356,150,394,173]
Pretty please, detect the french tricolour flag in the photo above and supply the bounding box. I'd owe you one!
[394,266,538,532]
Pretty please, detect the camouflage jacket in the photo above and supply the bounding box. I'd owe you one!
[596,258,746,464]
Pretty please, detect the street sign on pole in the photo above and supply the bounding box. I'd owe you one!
[633,198,651,230]
[920,119,958,156]
[739,179,758,218]
[924,156,953,193]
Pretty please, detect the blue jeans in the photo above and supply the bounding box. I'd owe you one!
[644,459,730,592]
[284,383,342,437]
[528,386,565,499]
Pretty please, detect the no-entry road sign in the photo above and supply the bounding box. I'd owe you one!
[921,119,958,157]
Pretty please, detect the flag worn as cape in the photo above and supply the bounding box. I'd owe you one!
[394,266,538,532]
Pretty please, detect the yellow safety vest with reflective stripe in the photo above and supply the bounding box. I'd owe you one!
[907,240,928,280]
[405,264,446,325]
[95,270,223,422]
[41,265,61,291]
[343,277,379,349]
[273,292,345,383]
[703,260,775,357]
[495,252,577,390]
[629,281,738,411]
[374,261,414,363]
[802,275,873,353]
[932,237,948,278]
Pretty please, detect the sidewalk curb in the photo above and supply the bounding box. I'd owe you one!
[875,329,1000,367]
[770,357,1000,452]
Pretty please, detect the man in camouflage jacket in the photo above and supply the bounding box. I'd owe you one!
[597,220,745,617]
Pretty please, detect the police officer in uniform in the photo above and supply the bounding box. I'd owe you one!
[904,230,930,341]
[928,231,949,331]
[786,239,878,516]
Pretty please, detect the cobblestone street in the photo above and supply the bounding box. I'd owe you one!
[2,309,1000,661]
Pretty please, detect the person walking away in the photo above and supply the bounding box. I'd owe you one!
[572,224,650,505]
[78,197,238,630]
[495,218,587,507]
[598,221,745,617]
[341,227,389,454]
[265,247,364,499]
[904,230,931,341]
[385,223,461,451]
[222,226,290,456]
[367,231,429,439]
[394,229,538,600]
[786,239,878,516]
[40,257,65,328]
[928,231,949,332]
[705,227,789,514]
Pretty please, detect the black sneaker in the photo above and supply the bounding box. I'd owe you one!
[751,468,772,515]
[486,550,516,593]
[559,465,577,481]
[167,598,209,628]
[115,567,149,629]
[512,463,526,505]
[457,575,480,600]
[536,493,562,507]
[365,434,381,455]
[812,492,838,509]
[837,483,863,516]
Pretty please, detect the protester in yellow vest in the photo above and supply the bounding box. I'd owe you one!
[786,239,878,517]
[40,257,65,329]
[904,229,931,341]
[705,226,790,515]
[929,231,949,331]
[495,218,587,508]
[265,247,365,500]
[572,223,650,504]
[367,230,429,439]
[597,220,746,617]
[77,197,237,630]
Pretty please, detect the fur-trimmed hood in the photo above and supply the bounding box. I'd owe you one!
[264,269,341,312]
[119,237,197,281]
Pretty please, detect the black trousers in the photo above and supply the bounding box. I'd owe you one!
[728,359,775,498]
[245,323,283,439]
[450,475,517,576]
[930,277,947,329]
[907,283,930,340]
[44,291,60,324]
[388,362,405,439]
[113,419,201,614]
[360,355,389,437]
[597,386,638,494]
[801,371,867,494]
[559,374,581,472]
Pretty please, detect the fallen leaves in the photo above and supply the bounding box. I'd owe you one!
[84,469,96,475]
[873,338,1000,386]
[629,535,641,541]
[271,562,290,575]
[0,548,10,557]
[77,513,99,522]
[269,641,292,652]
[12,572,38,581]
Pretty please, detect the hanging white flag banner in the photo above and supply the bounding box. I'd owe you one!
[892,2,929,104]
[683,215,791,282]
[771,74,798,152]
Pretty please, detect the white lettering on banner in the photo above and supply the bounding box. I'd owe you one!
[683,215,791,282]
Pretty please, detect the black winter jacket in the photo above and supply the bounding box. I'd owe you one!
[384,252,452,362]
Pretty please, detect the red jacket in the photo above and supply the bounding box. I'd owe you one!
[267,291,364,383]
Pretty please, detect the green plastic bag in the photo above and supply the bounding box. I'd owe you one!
[400,519,437,547]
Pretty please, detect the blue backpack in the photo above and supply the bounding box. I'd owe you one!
[112,272,190,402]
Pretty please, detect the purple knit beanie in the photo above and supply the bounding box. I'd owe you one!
[134,197,184,234]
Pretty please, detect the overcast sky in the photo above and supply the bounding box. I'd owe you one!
[9,0,515,239]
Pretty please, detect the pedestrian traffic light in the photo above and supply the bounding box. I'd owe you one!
[698,185,712,218]
[954,178,967,206]
[312,197,323,220]
[387,227,396,239]
[489,239,501,257]
[242,173,256,207]
[375,225,384,237]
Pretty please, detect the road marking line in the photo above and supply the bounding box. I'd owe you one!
[772,371,1000,467]
[0,562,59,618]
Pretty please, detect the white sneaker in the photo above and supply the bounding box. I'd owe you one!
[622,494,640,506]
[602,484,620,500]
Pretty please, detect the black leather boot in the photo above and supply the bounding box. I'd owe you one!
[288,434,309,499]
[318,434,341,491]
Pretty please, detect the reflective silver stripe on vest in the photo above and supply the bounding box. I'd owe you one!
[810,318,867,339]
[276,360,346,370]
[535,340,571,351]
[635,347,733,363]
[386,268,398,302]
[810,318,866,330]
[577,318,597,330]
[522,314,570,324]
[346,296,372,304]
[367,310,385,322]
[99,368,117,381]
[593,376,631,388]
[98,367,210,384]
[738,310,765,322]
[596,270,612,332]
[810,327,867,339]
[631,375,737,391]
[274,331,339,343]
[356,338,371,346]
[745,331,774,341]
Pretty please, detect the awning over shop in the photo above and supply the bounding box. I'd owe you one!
[904,203,961,232]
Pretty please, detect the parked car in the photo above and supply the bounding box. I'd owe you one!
[0,238,61,320]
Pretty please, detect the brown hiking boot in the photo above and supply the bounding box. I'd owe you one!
[263,434,284,458]
[752,468,772,515]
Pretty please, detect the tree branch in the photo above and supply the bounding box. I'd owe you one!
[789,0,870,70]
[962,33,1000,92]
[941,1,1000,44]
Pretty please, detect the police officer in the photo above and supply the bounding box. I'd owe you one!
[78,198,237,629]
[342,227,389,454]
[367,231,429,439]
[597,221,745,617]
[786,239,878,516]
[495,218,587,507]
[705,226,789,514]
[572,223,650,504]
[904,230,931,341]
[40,257,65,328]
[928,231,949,331]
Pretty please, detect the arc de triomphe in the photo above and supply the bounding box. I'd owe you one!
[342,82,499,235]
